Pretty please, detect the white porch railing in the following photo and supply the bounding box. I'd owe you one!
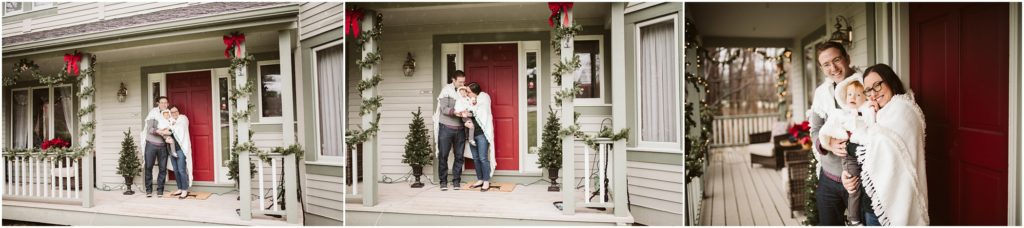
[711,113,779,147]
[570,138,627,214]
[2,153,94,207]
[240,153,299,224]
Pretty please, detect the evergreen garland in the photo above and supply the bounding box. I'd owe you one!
[401,107,433,167]
[346,8,385,150]
[802,151,820,225]
[684,18,713,183]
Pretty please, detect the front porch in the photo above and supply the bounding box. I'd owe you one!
[700,146,806,226]
[345,182,631,225]
[3,190,290,225]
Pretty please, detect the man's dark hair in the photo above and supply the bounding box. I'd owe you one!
[815,41,851,63]
[453,70,466,79]
[467,82,482,95]
[156,96,169,103]
[863,63,907,95]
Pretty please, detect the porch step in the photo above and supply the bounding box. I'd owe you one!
[345,182,633,225]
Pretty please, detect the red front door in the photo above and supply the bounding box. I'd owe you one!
[463,43,519,171]
[167,71,215,182]
[911,3,1009,225]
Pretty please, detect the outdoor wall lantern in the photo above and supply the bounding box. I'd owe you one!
[117,82,128,103]
[403,52,416,77]
[829,15,853,47]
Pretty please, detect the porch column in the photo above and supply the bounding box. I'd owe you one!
[361,11,380,207]
[236,40,253,221]
[610,3,628,218]
[79,55,95,208]
[279,29,296,144]
[560,8,577,216]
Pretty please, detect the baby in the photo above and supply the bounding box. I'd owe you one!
[819,78,875,225]
[454,86,478,146]
[158,110,178,158]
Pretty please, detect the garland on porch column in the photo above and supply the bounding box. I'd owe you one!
[223,32,259,184]
[547,2,629,152]
[684,18,714,183]
[345,8,384,148]
[75,52,98,157]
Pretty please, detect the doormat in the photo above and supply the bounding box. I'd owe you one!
[460,182,517,192]
[162,191,212,200]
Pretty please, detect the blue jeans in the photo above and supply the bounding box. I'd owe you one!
[469,134,491,181]
[437,124,466,186]
[815,170,849,225]
[169,148,190,191]
[144,143,168,194]
[864,210,880,226]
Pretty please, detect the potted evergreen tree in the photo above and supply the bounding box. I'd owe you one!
[116,129,142,195]
[538,106,563,192]
[402,107,433,188]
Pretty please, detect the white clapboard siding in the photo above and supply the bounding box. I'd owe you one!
[298,2,343,40]
[827,3,870,68]
[626,160,683,226]
[305,174,344,220]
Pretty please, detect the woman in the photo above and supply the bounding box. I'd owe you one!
[839,64,929,225]
[460,83,496,192]
[165,105,194,199]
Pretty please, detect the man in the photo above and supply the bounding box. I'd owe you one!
[142,96,171,197]
[432,71,468,191]
[808,41,862,225]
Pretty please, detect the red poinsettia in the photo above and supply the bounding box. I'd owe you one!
[40,138,70,150]
[788,121,811,145]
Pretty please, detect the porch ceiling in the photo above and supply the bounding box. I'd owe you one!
[1,30,280,76]
[688,3,825,39]
[360,2,612,27]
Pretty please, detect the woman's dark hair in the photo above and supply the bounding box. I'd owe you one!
[863,63,907,95]
[815,41,850,63]
[467,82,482,95]
[168,105,179,111]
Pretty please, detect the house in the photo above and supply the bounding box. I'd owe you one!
[1,2,344,225]
[684,2,1022,225]
[343,2,682,226]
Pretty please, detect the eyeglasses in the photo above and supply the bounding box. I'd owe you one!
[864,81,884,96]
[820,57,843,68]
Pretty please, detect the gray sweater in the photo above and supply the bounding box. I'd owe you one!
[145,119,166,146]
[809,83,843,181]
[437,96,463,128]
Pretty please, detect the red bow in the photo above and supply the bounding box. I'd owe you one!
[64,51,82,75]
[345,9,364,39]
[223,33,246,58]
[548,2,573,28]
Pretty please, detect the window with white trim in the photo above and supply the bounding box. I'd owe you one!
[10,85,75,149]
[4,2,24,15]
[257,61,283,122]
[314,42,344,162]
[636,15,680,150]
[573,35,606,105]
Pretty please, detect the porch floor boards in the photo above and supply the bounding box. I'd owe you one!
[346,182,633,224]
[700,145,806,226]
[3,190,290,225]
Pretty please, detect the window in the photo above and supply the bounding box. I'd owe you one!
[257,61,283,121]
[526,51,539,151]
[4,2,23,15]
[11,86,75,149]
[32,2,53,10]
[636,15,680,150]
[219,77,231,164]
[573,35,605,105]
[314,42,344,162]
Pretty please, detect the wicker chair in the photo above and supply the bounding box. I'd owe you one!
[785,148,812,218]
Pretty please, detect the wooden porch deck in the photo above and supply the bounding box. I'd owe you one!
[346,182,633,225]
[2,190,292,225]
[700,145,806,226]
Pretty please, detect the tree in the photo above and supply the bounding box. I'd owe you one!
[537,106,562,170]
[402,107,433,167]
[116,129,141,180]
